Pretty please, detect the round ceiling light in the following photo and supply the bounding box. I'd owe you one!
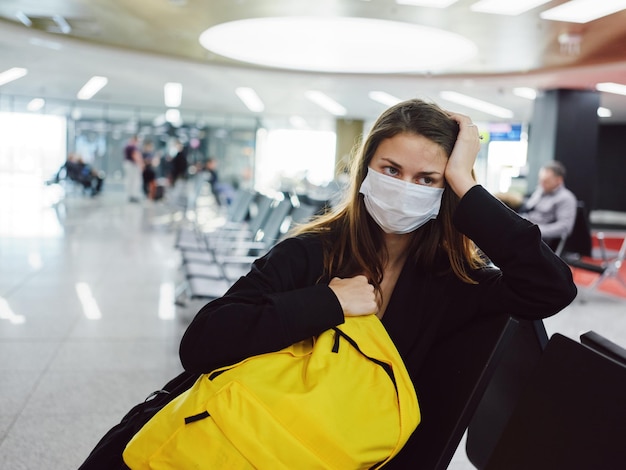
[199,17,477,74]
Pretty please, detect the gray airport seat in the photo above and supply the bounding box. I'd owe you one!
[175,197,297,304]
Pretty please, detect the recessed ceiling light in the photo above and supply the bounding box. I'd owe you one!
[597,107,612,118]
[52,15,71,34]
[513,87,537,100]
[77,76,108,100]
[15,11,32,27]
[236,87,264,112]
[395,0,459,7]
[540,0,626,23]
[470,0,551,16]
[439,91,514,118]
[199,17,477,73]
[596,82,626,96]
[305,91,347,116]
[27,98,45,111]
[0,67,28,86]
[369,91,403,107]
[164,82,182,107]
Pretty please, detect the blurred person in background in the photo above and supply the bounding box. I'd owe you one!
[123,135,144,203]
[519,160,577,250]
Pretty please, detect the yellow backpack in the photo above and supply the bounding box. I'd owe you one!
[123,314,420,469]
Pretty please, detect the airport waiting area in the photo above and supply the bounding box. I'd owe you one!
[1,170,626,469]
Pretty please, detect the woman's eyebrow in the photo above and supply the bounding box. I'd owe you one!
[379,157,442,176]
[380,157,403,168]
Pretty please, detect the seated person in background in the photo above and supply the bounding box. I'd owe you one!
[518,160,577,250]
[55,153,104,196]
[54,153,80,182]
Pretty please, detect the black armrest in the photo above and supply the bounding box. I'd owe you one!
[564,257,605,274]
[580,330,626,366]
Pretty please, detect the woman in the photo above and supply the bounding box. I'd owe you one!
[179,99,577,464]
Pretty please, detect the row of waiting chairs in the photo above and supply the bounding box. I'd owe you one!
[173,189,321,306]
[554,201,626,299]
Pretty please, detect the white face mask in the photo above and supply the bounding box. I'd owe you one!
[359,168,444,234]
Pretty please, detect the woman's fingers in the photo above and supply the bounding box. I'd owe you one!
[329,275,378,317]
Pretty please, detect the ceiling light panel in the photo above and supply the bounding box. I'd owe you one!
[164,82,183,107]
[596,82,626,96]
[305,91,347,116]
[0,67,28,87]
[52,15,71,34]
[513,87,538,100]
[470,0,551,16]
[236,87,264,112]
[199,17,477,73]
[369,91,403,107]
[15,11,32,27]
[27,98,45,111]
[77,76,108,100]
[540,0,626,23]
[395,0,459,7]
[439,91,514,118]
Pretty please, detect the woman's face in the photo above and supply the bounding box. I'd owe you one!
[368,133,448,188]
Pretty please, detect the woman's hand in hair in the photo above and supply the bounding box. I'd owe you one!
[329,275,378,317]
[445,111,480,198]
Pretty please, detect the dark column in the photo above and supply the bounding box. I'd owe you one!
[335,118,364,177]
[527,89,600,210]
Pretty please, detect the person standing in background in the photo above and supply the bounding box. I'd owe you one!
[141,140,159,201]
[204,157,222,206]
[123,135,144,203]
[169,139,188,187]
[167,139,189,204]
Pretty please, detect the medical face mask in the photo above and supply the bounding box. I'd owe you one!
[359,168,445,234]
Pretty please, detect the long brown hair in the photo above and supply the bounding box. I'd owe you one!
[293,99,486,292]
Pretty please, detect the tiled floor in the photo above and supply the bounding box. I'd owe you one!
[1,174,624,469]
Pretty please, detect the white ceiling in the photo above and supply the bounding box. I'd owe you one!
[1,0,626,130]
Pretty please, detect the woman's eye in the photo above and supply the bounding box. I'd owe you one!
[418,176,434,185]
[383,166,399,177]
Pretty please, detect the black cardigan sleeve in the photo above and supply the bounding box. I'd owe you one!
[453,185,577,320]
[179,236,345,374]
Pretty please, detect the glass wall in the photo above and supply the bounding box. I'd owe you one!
[1,93,349,209]
[0,93,261,192]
